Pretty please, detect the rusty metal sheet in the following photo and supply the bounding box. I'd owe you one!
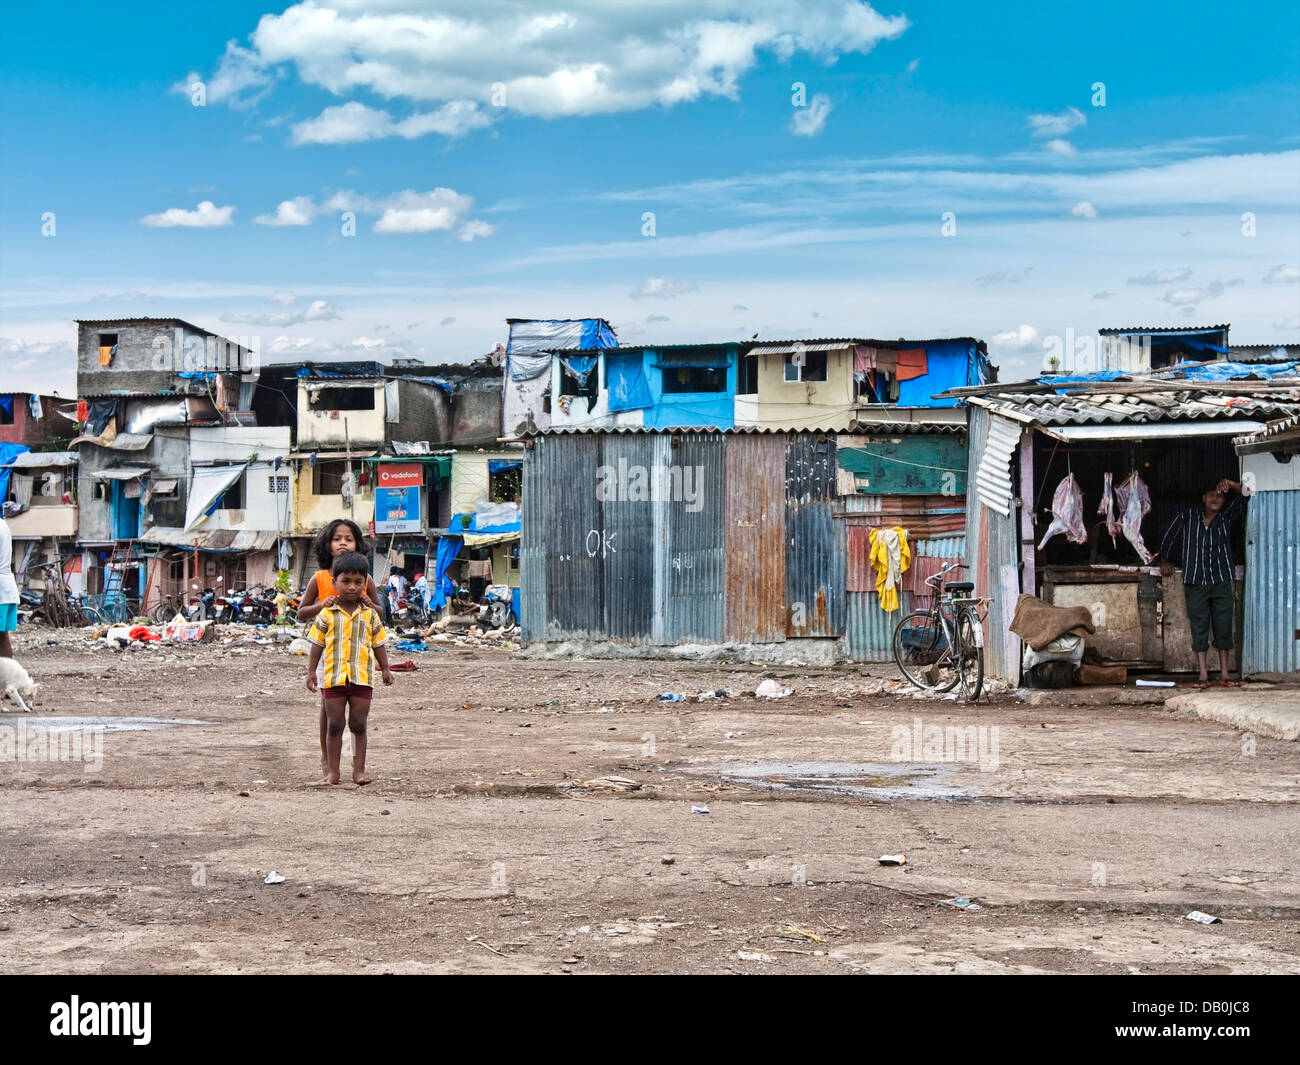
[724,434,786,641]
[785,435,844,637]
[665,432,724,642]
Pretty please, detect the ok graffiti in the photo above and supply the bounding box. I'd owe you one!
[585,529,617,558]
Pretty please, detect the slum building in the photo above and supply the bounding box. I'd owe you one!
[1,391,79,593]
[953,336,1300,682]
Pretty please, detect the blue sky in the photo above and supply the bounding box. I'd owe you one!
[2,0,1298,395]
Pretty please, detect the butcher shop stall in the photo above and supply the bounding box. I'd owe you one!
[953,371,1300,684]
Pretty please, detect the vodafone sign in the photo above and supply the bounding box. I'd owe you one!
[377,463,423,488]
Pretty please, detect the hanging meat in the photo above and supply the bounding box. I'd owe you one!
[1098,472,1119,547]
[1037,473,1088,549]
[1114,471,1154,563]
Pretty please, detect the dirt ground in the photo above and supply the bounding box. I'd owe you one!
[2,625,1298,974]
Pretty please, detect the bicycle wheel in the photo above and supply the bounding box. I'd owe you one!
[893,610,960,692]
[958,610,984,702]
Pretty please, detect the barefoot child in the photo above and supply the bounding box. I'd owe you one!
[306,552,394,784]
[297,519,383,773]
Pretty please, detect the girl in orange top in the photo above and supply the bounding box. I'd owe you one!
[298,519,383,775]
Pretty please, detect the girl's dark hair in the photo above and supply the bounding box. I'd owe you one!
[313,519,369,571]
[331,551,371,578]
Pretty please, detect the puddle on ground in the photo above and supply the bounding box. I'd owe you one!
[709,761,970,802]
[6,717,212,733]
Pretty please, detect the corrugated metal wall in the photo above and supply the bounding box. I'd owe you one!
[785,435,844,636]
[966,407,1024,683]
[1243,488,1300,675]
[600,434,656,640]
[724,435,786,641]
[665,433,725,642]
[845,590,912,661]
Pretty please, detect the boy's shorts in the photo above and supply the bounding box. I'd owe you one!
[0,603,17,633]
[322,681,373,700]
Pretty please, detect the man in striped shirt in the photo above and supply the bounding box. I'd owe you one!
[1156,478,1250,688]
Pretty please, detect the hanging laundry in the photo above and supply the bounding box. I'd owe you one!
[1098,472,1119,547]
[868,526,912,612]
[1115,471,1154,563]
[28,394,43,419]
[895,348,928,381]
[1037,473,1087,549]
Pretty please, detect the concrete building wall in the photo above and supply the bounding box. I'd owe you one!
[190,426,292,533]
[297,382,386,447]
[755,347,855,430]
[77,321,251,397]
[0,394,75,449]
[292,461,374,536]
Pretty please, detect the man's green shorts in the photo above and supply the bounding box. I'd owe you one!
[1184,580,1233,653]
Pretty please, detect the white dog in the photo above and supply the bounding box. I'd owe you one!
[0,657,36,712]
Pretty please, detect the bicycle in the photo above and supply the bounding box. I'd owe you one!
[892,561,990,702]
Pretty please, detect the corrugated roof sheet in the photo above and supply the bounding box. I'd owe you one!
[139,528,279,552]
[974,415,1020,517]
[1,451,78,468]
[970,389,1300,427]
[1235,412,1300,447]
[1098,324,1229,335]
[1230,344,1300,363]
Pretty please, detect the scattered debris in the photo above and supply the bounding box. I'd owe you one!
[938,896,982,911]
[659,692,687,702]
[737,950,773,962]
[778,924,825,943]
[1136,679,1175,688]
[572,776,642,792]
[754,679,793,698]
[264,871,286,885]
[878,854,907,866]
[1184,910,1222,925]
[691,804,711,814]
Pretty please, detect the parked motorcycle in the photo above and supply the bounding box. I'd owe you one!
[478,584,516,629]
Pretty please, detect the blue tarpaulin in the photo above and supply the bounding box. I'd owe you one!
[559,356,598,387]
[899,341,973,407]
[0,443,30,503]
[650,349,730,369]
[430,535,462,611]
[1041,370,1131,385]
[0,396,13,417]
[606,353,653,411]
[488,459,522,473]
[449,511,521,536]
[507,318,618,355]
[1168,360,1298,381]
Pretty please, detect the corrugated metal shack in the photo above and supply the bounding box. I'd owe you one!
[1235,414,1300,676]
[951,369,1300,682]
[520,426,968,662]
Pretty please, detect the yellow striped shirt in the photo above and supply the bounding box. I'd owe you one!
[307,604,388,688]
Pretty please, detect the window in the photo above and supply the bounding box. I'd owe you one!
[489,465,521,503]
[217,474,244,510]
[0,402,12,425]
[662,366,725,393]
[98,333,118,368]
[151,496,185,528]
[738,354,758,395]
[308,387,376,411]
[268,475,290,494]
[558,365,598,412]
[784,351,827,382]
[312,460,348,496]
[92,482,108,501]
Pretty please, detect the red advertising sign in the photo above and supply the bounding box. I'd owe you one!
[377,463,423,488]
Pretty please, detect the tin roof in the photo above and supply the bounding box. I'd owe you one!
[139,528,279,552]
[969,388,1300,427]
[1229,343,1300,363]
[1097,324,1229,335]
[1234,412,1300,450]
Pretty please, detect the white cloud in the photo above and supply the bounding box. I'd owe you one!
[204,1,908,139]
[732,303,749,311]
[1026,106,1085,138]
[976,268,1033,287]
[254,196,319,226]
[373,189,477,234]
[906,58,919,73]
[991,324,1041,352]
[140,200,236,228]
[222,299,343,326]
[1263,264,1300,283]
[790,94,832,136]
[174,41,274,109]
[352,336,387,350]
[1128,267,1192,286]
[457,219,496,242]
[630,277,698,299]
[290,100,492,146]
[1045,139,1077,158]
[270,290,297,305]
[0,336,77,395]
[646,314,671,323]
[1070,200,1097,219]
[1162,279,1240,309]
[440,317,456,326]
[1092,291,1114,300]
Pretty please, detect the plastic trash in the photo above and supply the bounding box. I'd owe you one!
[659,693,687,702]
[691,805,711,814]
[754,679,793,698]
[1136,678,1175,687]
[264,871,286,885]
[877,854,907,866]
[939,896,982,910]
[1185,910,1222,924]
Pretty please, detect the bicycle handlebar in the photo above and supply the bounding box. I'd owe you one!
[924,561,968,589]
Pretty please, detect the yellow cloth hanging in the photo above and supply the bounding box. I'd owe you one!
[868,526,911,613]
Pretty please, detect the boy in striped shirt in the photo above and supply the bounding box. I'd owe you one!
[306,552,395,784]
